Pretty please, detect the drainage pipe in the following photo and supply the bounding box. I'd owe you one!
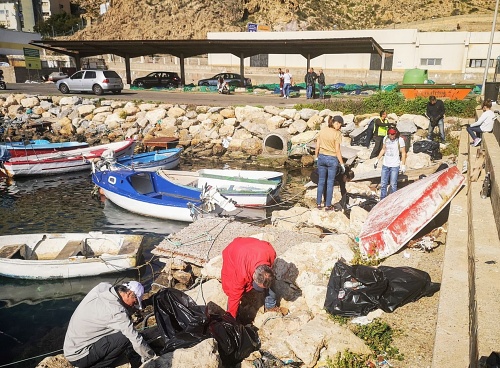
[262,129,290,155]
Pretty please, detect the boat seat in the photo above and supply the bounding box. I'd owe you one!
[0,244,28,259]
[55,240,87,260]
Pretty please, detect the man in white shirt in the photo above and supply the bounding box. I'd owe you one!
[466,99,496,147]
[283,69,293,99]
[374,127,407,200]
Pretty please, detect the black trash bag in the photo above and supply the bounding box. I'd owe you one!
[153,288,260,364]
[324,261,440,317]
[413,140,440,155]
[153,288,209,353]
[485,351,500,367]
[208,313,261,366]
[324,261,388,317]
[377,266,441,313]
[350,126,370,147]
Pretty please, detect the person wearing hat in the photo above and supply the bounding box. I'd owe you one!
[314,115,346,211]
[64,281,155,368]
[221,237,284,319]
[374,127,407,200]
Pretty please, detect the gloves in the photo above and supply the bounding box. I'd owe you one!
[400,165,406,174]
[374,161,378,169]
[340,164,345,174]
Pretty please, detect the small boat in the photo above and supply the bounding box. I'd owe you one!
[1,139,136,177]
[0,232,144,279]
[199,169,283,182]
[1,139,89,158]
[358,166,465,259]
[92,169,237,222]
[397,84,474,100]
[159,169,281,207]
[97,148,182,172]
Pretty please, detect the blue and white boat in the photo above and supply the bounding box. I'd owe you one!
[91,169,237,222]
[1,139,89,158]
[98,148,182,172]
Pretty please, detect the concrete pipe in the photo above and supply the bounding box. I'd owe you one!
[262,129,290,155]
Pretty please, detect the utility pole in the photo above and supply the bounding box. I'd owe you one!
[481,0,500,99]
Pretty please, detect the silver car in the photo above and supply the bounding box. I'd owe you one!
[56,69,123,95]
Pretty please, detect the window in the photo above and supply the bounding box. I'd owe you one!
[84,71,96,79]
[71,71,84,79]
[468,59,494,68]
[420,58,442,66]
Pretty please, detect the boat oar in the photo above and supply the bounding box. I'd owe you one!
[28,234,47,260]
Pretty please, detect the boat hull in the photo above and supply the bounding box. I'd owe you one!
[2,140,136,177]
[3,141,89,158]
[398,84,473,100]
[358,166,465,259]
[114,148,182,171]
[0,232,143,279]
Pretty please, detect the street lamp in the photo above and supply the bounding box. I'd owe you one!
[481,0,500,99]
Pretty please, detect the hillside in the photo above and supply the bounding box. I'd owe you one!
[69,0,500,40]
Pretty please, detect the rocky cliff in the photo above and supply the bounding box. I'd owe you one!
[70,0,498,40]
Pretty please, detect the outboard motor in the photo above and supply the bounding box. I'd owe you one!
[0,70,5,90]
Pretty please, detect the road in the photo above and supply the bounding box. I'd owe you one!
[1,83,308,107]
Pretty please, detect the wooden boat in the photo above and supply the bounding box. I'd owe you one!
[1,139,89,158]
[199,169,283,182]
[159,169,281,206]
[358,166,465,259]
[98,148,182,172]
[1,139,136,177]
[0,232,144,279]
[397,84,474,100]
[92,169,237,222]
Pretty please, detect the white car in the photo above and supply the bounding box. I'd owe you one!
[56,69,123,95]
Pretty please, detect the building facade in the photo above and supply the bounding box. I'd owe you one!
[0,0,70,32]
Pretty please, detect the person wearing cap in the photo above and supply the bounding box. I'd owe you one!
[315,115,345,211]
[64,281,155,368]
[221,237,282,319]
[374,127,407,200]
[426,96,446,143]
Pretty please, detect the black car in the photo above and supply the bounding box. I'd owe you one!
[132,71,181,89]
[197,73,252,87]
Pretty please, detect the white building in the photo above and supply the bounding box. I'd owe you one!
[208,29,500,84]
[0,0,71,32]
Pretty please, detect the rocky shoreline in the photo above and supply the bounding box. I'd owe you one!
[1,93,468,367]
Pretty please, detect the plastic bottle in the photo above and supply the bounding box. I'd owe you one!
[481,172,491,199]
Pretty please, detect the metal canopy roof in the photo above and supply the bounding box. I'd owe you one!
[30,38,390,59]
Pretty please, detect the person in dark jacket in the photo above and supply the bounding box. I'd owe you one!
[426,96,446,142]
[305,68,316,99]
[221,237,285,319]
[317,69,326,99]
[311,164,354,211]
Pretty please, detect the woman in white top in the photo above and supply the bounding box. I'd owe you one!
[375,127,407,200]
[283,69,293,99]
[466,99,496,147]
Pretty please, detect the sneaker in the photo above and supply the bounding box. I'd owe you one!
[473,138,482,147]
[324,205,334,211]
[264,306,289,315]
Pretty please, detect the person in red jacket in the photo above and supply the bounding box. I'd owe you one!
[221,237,280,318]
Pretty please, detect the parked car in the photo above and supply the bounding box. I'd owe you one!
[48,72,68,82]
[197,73,252,88]
[56,69,123,95]
[132,71,181,89]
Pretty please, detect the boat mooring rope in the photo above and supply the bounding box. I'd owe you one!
[0,349,63,367]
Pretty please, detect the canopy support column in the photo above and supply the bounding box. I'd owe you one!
[179,54,185,87]
[378,52,386,91]
[239,53,245,87]
[125,55,131,85]
[306,54,311,70]
[74,55,81,70]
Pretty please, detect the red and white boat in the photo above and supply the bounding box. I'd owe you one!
[358,166,465,259]
[1,140,89,158]
[1,139,136,177]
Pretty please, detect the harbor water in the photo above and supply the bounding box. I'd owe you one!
[0,161,310,367]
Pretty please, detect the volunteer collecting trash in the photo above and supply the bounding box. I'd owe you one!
[374,127,407,200]
[221,237,287,320]
[64,281,155,368]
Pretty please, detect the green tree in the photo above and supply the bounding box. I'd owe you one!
[34,12,81,37]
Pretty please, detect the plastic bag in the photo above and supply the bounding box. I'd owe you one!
[153,288,260,364]
[413,140,440,154]
[324,261,440,317]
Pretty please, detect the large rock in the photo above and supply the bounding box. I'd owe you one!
[139,103,157,111]
[77,104,96,117]
[168,106,185,118]
[240,121,269,136]
[299,108,318,120]
[406,151,432,169]
[290,130,318,145]
[266,115,285,131]
[143,338,221,368]
[20,96,39,108]
[288,119,307,134]
[93,106,112,113]
[185,278,227,308]
[146,108,167,124]
[201,255,222,279]
[241,137,262,155]
[307,210,351,235]
[235,106,271,124]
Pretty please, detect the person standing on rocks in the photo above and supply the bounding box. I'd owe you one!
[367,110,391,158]
[221,237,284,319]
[315,115,346,210]
[426,95,446,143]
[278,68,285,97]
[64,281,155,368]
[283,69,293,99]
[374,127,407,200]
